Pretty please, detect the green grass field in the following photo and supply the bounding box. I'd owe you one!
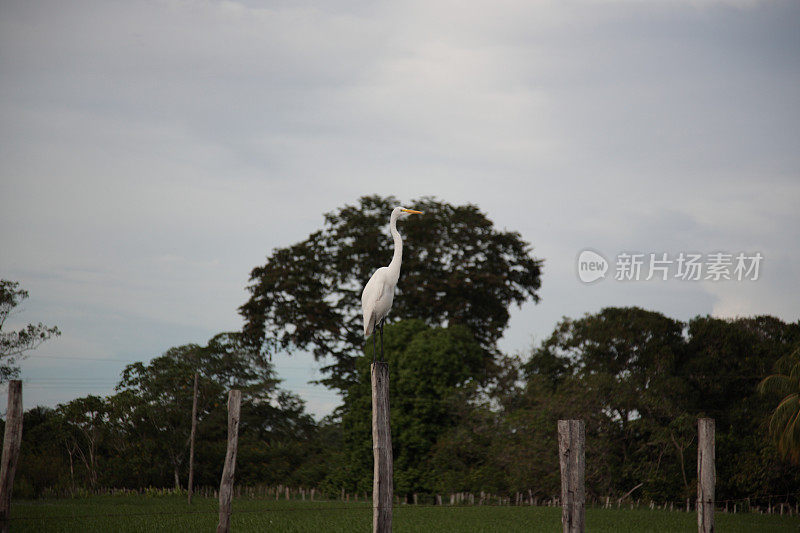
[9,495,799,532]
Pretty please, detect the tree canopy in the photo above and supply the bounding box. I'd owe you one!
[0,279,60,381]
[517,308,800,501]
[332,320,488,496]
[111,332,288,488]
[7,332,321,494]
[759,346,800,464]
[239,195,542,390]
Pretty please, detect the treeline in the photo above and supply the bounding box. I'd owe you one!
[10,332,331,498]
[8,308,800,505]
[5,197,799,503]
[329,310,800,503]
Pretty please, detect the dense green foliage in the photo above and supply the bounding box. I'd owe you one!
[239,195,542,390]
[330,320,489,497]
[11,333,329,497]
[759,347,800,464]
[508,310,800,502]
[8,495,799,532]
[0,279,60,381]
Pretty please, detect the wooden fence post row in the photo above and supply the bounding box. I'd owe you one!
[0,380,722,533]
[554,418,716,533]
[371,362,393,533]
[216,390,241,533]
[558,419,585,533]
[0,381,22,533]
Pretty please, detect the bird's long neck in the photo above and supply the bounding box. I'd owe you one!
[387,216,403,284]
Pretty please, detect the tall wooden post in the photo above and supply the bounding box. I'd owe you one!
[558,420,585,533]
[216,390,241,533]
[697,418,715,533]
[371,362,393,533]
[187,372,199,504]
[0,381,22,533]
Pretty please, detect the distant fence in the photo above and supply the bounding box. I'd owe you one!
[28,483,800,516]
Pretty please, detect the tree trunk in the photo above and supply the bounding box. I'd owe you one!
[671,431,689,491]
[67,447,75,495]
[188,372,199,504]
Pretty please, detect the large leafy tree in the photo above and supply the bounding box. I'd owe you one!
[523,307,690,499]
[16,407,68,497]
[683,316,800,498]
[240,195,542,390]
[56,395,109,489]
[114,332,280,488]
[0,279,60,381]
[114,343,207,489]
[333,320,487,496]
[524,307,689,438]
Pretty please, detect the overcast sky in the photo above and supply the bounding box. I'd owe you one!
[1,0,798,418]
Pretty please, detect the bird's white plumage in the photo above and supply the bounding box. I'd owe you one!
[362,267,393,336]
[361,207,421,338]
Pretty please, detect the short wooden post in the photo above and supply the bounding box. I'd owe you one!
[187,372,199,504]
[558,420,585,533]
[216,390,241,533]
[0,381,22,532]
[697,418,715,533]
[372,362,393,533]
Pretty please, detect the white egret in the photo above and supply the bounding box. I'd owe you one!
[362,206,423,362]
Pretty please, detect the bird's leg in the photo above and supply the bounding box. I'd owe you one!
[372,330,377,365]
[379,320,385,362]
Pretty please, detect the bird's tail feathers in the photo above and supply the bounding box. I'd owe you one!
[364,313,375,337]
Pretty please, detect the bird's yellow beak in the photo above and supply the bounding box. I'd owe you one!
[402,209,423,215]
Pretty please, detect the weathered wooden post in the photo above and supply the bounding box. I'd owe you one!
[372,362,393,533]
[187,372,199,504]
[216,390,241,533]
[697,418,715,533]
[0,381,22,533]
[558,419,585,533]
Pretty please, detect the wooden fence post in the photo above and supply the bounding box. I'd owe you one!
[697,418,715,533]
[216,390,241,533]
[372,362,393,533]
[187,372,199,504]
[0,381,22,533]
[558,419,585,533]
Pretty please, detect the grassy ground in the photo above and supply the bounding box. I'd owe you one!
[9,495,800,532]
